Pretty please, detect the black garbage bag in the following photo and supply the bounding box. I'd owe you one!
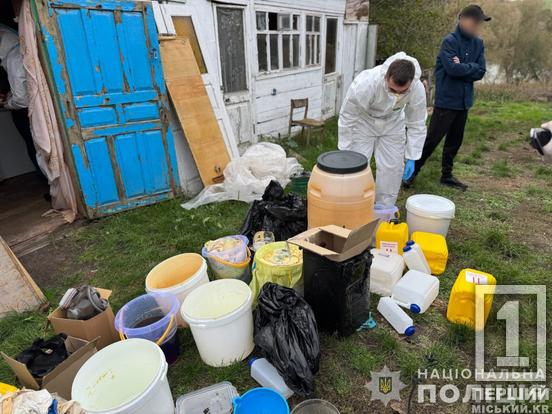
[16,334,68,377]
[254,283,320,396]
[240,180,307,244]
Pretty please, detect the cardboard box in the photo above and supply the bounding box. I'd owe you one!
[1,336,97,400]
[48,288,119,350]
[289,220,379,262]
[290,221,379,336]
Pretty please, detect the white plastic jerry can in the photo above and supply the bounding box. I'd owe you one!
[402,244,432,274]
[391,270,439,314]
[249,358,294,399]
[369,248,405,297]
[377,297,415,336]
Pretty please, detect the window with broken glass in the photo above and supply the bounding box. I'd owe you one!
[256,11,300,73]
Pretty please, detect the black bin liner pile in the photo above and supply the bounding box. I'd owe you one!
[16,334,69,377]
[254,283,320,396]
[240,180,307,244]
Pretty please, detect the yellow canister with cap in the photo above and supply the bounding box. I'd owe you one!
[447,269,496,330]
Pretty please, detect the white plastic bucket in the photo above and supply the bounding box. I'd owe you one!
[181,279,254,367]
[72,339,174,414]
[146,253,210,326]
[406,194,455,237]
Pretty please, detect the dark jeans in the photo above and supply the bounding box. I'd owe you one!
[414,107,469,178]
[10,108,46,181]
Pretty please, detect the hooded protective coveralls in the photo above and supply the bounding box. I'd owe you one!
[338,52,427,206]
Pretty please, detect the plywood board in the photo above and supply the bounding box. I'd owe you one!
[0,236,47,317]
[160,38,230,185]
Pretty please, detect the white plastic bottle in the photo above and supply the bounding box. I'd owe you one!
[377,297,415,336]
[249,358,294,399]
[406,240,423,256]
[402,245,432,274]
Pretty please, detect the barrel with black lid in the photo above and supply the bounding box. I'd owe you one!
[307,150,375,229]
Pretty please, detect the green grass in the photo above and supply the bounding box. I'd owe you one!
[1,99,551,412]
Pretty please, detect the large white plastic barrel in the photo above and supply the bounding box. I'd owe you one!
[406,194,455,237]
[181,279,254,367]
[72,339,174,414]
[146,253,210,326]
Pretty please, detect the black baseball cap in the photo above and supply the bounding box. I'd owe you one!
[459,5,491,22]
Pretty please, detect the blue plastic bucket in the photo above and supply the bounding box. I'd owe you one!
[233,388,290,414]
[114,292,180,364]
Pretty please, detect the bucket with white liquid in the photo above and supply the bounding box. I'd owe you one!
[71,339,174,414]
[181,279,254,367]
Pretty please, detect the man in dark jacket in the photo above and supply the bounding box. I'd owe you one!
[404,5,490,190]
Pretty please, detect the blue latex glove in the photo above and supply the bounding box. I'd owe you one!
[403,159,415,180]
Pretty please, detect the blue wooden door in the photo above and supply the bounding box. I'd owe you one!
[41,0,179,217]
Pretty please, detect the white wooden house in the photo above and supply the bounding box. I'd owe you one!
[152,0,375,195]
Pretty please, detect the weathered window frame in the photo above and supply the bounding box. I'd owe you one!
[305,14,321,67]
[255,11,301,74]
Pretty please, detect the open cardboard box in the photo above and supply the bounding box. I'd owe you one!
[289,220,380,262]
[48,288,119,350]
[1,336,97,400]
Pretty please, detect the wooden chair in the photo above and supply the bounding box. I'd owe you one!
[288,98,325,145]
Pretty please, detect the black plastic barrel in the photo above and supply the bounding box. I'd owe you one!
[302,250,372,337]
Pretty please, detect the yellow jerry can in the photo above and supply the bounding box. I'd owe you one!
[447,269,496,330]
[411,231,449,275]
[375,221,409,255]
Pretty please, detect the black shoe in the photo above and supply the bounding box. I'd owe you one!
[440,175,468,191]
[402,174,417,189]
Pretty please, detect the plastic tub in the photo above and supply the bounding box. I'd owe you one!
[72,339,174,414]
[181,279,254,367]
[145,253,210,325]
[233,388,289,414]
[202,237,252,280]
[292,399,340,414]
[115,293,180,364]
[406,194,455,237]
[308,151,375,229]
[176,381,238,414]
[202,236,250,263]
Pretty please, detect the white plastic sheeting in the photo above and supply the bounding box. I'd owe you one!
[182,142,303,210]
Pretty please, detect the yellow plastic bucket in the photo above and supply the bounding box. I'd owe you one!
[250,242,303,300]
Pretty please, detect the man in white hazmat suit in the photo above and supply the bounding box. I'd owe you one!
[0,23,45,181]
[338,52,427,206]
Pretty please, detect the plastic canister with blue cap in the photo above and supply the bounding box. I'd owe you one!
[402,244,431,274]
[377,297,415,336]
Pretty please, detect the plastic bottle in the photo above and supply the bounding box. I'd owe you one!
[402,245,431,274]
[405,240,423,255]
[249,358,294,399]
[377,297,415,336]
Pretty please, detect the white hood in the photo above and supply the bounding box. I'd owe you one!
[380,51,422,82]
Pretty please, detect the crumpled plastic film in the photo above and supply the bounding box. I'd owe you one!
[181,143,303,210]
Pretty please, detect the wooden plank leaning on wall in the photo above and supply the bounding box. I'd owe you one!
[159,37,231,186]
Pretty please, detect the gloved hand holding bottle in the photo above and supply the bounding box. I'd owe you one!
[403,159,415,181]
